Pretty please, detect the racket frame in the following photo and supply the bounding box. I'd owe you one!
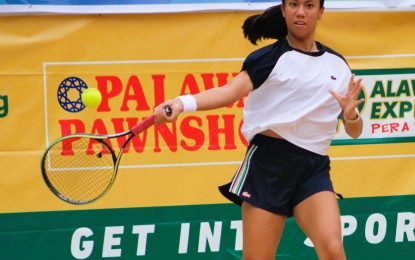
[41,133,119,204]
[41,108,170,204]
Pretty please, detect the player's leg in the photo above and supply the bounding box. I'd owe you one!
[242,201,287,260]
[293,191,345,260]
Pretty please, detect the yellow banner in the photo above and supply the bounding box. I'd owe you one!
[1,11,415,213]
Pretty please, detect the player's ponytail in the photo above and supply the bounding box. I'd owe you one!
[242,5,287,45]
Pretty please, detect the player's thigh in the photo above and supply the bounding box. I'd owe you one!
[293,191,343,248]
[242,202,286,259]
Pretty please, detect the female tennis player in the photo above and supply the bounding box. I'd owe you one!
[155,0,364,259]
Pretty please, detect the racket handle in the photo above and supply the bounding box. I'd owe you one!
[131,106,172,135]
[164,105,172,116]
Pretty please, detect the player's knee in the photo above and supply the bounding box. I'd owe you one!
[243,250,276,260]
[316,237,346,260]
[326,241,345,259]
[243,240,279,260]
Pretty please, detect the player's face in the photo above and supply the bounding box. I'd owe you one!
[281,0,324,40]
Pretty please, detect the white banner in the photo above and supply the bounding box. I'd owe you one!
[0,0,414,15]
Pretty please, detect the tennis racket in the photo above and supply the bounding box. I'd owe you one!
[41,106,171,205]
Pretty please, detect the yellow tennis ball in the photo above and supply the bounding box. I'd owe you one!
[82,88,102,108]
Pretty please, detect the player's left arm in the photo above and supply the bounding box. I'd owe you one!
[329,74,364,139]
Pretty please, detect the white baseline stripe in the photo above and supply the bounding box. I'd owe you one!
[120,161,243,169]
[43,53,415,66]
[120,154,415,169]
[43,63,51,147]
[331,154,415,161]
[43,58,244,66]
[346,53,415,59]
[44,153,415,171]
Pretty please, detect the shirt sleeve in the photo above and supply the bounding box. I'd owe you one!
[240,42,282,90]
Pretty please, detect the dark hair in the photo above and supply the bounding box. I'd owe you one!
[242,1,325,45]
[242,5,286,45]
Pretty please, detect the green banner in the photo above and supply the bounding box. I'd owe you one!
[1,195,414,259]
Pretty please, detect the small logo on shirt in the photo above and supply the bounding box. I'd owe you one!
[331,75,337,80]
[242,191,251,198]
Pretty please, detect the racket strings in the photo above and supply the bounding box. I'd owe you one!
[43,137,116,204]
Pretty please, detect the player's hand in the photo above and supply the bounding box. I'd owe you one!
[154,99,184,125]
[329,74,364,120]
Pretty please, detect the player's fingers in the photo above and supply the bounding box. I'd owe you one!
[352,84,364,100]
[155,99,183,124]
[353,78,362,88]
[154,102,170,124]
[351,78,362,93]
[348,74,356,90]
[356,98,365,106]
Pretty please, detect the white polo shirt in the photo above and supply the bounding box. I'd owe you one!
[241,38,351,155]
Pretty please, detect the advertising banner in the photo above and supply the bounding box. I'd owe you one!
[0,0,414,14]
[1,9,415,259]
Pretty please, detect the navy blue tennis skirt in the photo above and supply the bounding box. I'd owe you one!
[219,134,336,217]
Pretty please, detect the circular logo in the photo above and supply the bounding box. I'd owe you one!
[57,77,88,112]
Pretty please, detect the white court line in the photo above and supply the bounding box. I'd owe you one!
[119,153,415,169]
[43,63,51,149]
[43,58,244,66]
[346,53,415,59]
[331,153,415,161]
[43,53,415,67]
[120,161,243,169]
[48,166,113,171]
[45,153,415,171]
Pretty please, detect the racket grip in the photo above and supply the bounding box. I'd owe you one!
[131,106,172,135]
[164,105,172,116]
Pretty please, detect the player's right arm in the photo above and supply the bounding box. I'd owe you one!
[154,71,253,124]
